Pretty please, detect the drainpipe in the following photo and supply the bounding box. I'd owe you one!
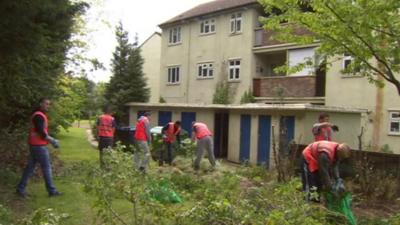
[371,74,384,151]
[186,23,191,103]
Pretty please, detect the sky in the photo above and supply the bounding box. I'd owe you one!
[82,0,212,82]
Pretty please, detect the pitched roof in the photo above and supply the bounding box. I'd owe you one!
[159,0,258,27]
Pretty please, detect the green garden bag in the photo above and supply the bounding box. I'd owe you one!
[326,192,357,225]
[147,180,183,204]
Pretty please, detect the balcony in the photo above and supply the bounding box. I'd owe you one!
[253,75,325,104]
[254,27,314,48]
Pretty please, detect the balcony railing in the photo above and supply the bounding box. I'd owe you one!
[253,76,319,98]
[254,27,314,47]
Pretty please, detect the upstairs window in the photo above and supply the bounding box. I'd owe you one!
[169,27,181,44]
[197,63,214,78]
[230,13,242,33]
[167,66,180,84]
[200,19,215,34]
[389,111,400,135]
[343,53,361,73]
[228,59,241,81]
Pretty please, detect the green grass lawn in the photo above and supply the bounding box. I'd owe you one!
[0,124,112,225]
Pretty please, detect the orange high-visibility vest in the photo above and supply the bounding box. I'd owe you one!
[28,111,49,146]
[97,114,115,137]
[313,126,332,141]
[134,116,149,141]
[165,122,181,143]
[193,122,212,139]
[302,141,339,172]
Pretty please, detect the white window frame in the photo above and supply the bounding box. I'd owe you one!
[388,111,400,135]
[228,59,241,81]
[342,53,353,70]
[167,66,180,85]
[197,62,214,79]
[200,19,216,34]
[230,13,242,34]
[169,27,181,44]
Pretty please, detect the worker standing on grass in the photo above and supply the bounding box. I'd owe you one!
[16,98,63,198]
[312,113,339,141]
[134,112,152,172]
[96,106,116,166]
[300,140,350,202]
[192,122,216,171]
[160,121,181,166]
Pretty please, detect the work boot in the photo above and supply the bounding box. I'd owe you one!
[16,190,28,199]
[49,191,63,197]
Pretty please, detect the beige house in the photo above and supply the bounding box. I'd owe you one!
[140,32,161,103]
[154,0,400,153]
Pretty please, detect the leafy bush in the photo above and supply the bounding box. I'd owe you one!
[20,208,69,225]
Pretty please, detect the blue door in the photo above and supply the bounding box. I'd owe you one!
[240,115,251,163]
[181,112,196,136]
[280,116,295,155]
[258,116,271,167]
[158,111,172,126]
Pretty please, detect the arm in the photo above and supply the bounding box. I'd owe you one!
[111,118,116,134]
[32,115,47,139]
[317,153,333,190]
[145,121,151,142]
[191,127,196,141]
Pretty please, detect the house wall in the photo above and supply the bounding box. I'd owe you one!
[160,8,260,104]
[326,58,400,153]
[140,33,161,103]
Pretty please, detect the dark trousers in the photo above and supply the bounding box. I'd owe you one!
[98,137,113,166]
[159,142,173,165]
[300,155,322,201]
[17,146,57,195]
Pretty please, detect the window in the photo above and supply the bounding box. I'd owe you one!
[342,53,361,73]
[197,63,214,78]
[200,19,215,34]
[288,47,315,76]
[169,27,181,44]
[228,59,241,81]
[389,111,400,135]
[167,66,180,84]
[230,13,242,33]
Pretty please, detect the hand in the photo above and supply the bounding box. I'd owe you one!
[332,125,339,132]
[49,138,60,149]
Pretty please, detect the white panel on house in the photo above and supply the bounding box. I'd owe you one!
[288,48,315,76]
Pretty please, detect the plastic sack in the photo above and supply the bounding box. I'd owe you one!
[326,192,357,225]
[147,180,182,204]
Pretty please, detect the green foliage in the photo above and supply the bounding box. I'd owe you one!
[0,204,10,225]
[105,22,150,124]
[212,81,231,104]
[259,0,400,94]
[20,208,69,225]
[159,96,166,103]
[240,89,256,104]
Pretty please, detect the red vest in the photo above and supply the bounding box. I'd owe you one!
[314,126,332,141]
[28,111,49,146]
[193,122,212,139]
[302,141,338,172]
[134,116,149,141]
[164,122,181,143]
[98,114,115,137]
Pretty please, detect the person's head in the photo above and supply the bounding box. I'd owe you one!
[38,98,51,112]
[336,143,351,161]
[174,120,181,128]
[144,111,151,118]
[319,113,330,123]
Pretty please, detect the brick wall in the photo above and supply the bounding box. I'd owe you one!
[253,76,316,97]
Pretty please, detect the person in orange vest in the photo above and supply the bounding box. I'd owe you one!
[16,98,63,198]
[301,140,350,201]
[312,113,339,141]
[96,106,116,166]
[134,112,151,172]
[160,121,181,166]
[192,121,216,171]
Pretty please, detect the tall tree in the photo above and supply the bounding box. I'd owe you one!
[259,0,400,95]
[105,23,149,124]
[0,0,88,130]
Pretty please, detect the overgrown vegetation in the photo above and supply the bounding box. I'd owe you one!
[212,81,231,104]
[240,89,256,104]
